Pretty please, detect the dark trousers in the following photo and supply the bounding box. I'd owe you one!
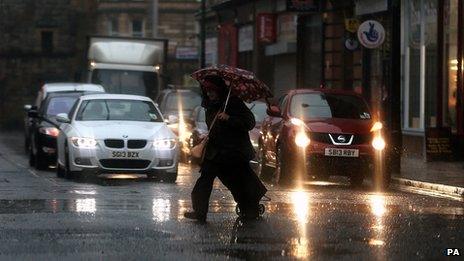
[191,157,263,216]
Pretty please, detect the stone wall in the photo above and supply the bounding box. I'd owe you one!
[0,0,97,129]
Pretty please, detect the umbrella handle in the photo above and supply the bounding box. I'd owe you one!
[223,87,232,112]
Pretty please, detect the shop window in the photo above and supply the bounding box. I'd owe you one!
[405,0,422,130]
[424,0,438,128]
[444,0,458,132]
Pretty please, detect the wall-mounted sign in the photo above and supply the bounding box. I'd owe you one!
[425,127,453,161]
[205,37,218,66]
[357,20,385,49]
[238,25,254,52]
[345,18,360,33]
[175,47,198,60]
[257,13,276,44]
[344,38,359,51]
[278,14,297,42]
[286,0,319,12]
[355,0,388,16]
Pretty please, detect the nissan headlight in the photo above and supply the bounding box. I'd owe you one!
[295,132,310,148]
[372,136,386,151]
[71,137,97,148]
[153,138,176,150]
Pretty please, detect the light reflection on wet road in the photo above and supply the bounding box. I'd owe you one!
[0,133,463,260]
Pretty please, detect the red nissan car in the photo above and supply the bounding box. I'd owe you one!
[257,88,390,188]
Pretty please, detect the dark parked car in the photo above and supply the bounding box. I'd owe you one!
[26,92,93,170]
[257,88,390,188]
[185,106,208,163]
[156,88,202,161]
[24,83,105,153]
[247,101,267,156]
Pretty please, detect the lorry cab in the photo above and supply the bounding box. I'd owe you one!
[87,36,167,100]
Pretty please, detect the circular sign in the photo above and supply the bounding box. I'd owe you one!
[357,20,385,49]
[345,38,359,51]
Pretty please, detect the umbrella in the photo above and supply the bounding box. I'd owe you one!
[191,64,273,103]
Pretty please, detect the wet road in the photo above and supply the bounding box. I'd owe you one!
[0,132,463,260]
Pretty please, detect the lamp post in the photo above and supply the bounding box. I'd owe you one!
[200,0,206,68]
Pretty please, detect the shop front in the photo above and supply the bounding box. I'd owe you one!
[401,0,463,160]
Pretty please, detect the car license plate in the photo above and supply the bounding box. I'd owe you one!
[324,148,359,157]
[111,151,140,158]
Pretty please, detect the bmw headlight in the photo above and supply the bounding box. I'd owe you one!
[71,137,97,148]
[153,138,176,150]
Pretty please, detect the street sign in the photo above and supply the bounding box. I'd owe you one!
[425,127,453,161]
[345,18,360,33]
[345,38,359,51]
[357,20,385,49]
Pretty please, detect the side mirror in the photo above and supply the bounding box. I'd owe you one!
[167,115,179,124]
[56,113,70,123]
[28,110,38,118]
[266,105,282,117]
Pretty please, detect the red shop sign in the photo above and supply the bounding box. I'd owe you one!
[257,13,276,44]
[218,22,238,67]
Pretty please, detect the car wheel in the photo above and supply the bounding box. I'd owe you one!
[349,172,364,187]
[28,146,35,167]
[64,144,76,179]
[162,171,178,183]
[56,156,65,178]
[34,149,49,170]
[256,143,272,180]
[24,138,29,155]
[372,153,391,190]
[274,144,294,185]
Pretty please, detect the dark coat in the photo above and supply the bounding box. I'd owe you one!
[203,96,256,162]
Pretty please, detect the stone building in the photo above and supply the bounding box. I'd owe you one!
[0,0,97,129]
[95,0,200,87]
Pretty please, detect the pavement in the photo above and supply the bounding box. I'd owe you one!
[392,156,464,199]
[0,131,463,260]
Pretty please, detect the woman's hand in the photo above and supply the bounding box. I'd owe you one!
[217,112,230,121]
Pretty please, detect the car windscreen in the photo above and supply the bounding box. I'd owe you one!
[249,103,267,124]
[290,93,371,120]
[165,92,202,112]
[45,96,79,116]
[75,99,162,122]
[91,69,158,97]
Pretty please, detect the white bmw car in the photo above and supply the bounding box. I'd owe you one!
[55,94,179,182]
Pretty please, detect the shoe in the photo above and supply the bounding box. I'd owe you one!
[183,211,206,222]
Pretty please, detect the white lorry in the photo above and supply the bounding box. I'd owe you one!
[87,36,168,100]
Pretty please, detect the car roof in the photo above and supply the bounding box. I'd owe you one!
[287,88,364,97]
[45,91,101,98]
[79,94,153,101]
[42,83,105,93]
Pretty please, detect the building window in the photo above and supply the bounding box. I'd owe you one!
[41,31,53,53]
[109,18,119,36]
[403,0,439,131]
[131,19,144,37]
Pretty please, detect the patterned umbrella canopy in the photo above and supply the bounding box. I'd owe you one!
[191,64,273,103]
